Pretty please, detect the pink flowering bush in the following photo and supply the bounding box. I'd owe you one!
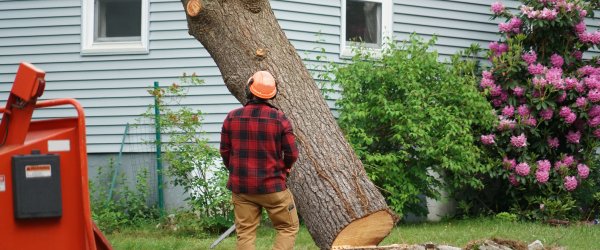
[480,0,600,220]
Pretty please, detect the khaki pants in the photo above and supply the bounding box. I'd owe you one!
[232,189,299,250]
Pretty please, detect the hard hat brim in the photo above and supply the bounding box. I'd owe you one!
[249,84,276,99]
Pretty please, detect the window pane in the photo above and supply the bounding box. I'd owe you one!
[97,0,141,40]
[346,0,382,47]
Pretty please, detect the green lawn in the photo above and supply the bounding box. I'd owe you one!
[107,218,599,249]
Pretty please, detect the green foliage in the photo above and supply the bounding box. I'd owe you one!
[89,158,159,233]
[327,34,497,216]
[145,74,232,233]
[495,212,518,222]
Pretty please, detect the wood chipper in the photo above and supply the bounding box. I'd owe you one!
[0,62,112,250]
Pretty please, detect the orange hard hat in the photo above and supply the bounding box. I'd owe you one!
[248,71,277,99]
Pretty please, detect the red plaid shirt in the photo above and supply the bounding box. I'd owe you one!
[220,101,299,194]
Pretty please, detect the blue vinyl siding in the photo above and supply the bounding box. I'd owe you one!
[1,0,584,153]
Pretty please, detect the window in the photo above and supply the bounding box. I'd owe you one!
[82,0,149,55]
[341,0,392,57]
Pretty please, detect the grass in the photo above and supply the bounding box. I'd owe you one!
[106,218,599,250]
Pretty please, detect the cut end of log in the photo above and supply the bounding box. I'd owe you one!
[255,48,268,60]
[186,0,203,17]
[332,210,395,247]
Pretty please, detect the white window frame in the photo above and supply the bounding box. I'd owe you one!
[81,0,149,55]
[340,0,392,58]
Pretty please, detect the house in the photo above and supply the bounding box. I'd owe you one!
[0,0,521,209]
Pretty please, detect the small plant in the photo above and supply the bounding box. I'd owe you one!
[145,74,232,233]
[89,158,159,233]
[495,212,518,222]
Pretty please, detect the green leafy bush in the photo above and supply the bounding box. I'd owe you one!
[327,35,497,216]
[147,74,232,233]
[89,158,159,233]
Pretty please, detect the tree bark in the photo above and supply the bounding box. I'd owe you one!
[180,0,396,248]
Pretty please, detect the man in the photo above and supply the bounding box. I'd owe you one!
[220,70,300,250]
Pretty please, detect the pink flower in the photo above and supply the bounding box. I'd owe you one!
[580,9,588,17]
[577,164,590,179]
[482,70,493,79]
[559,106,572,117]
[579,32,592,43]
[546,68,564,89]
[511,133,527,148]
[509,174,519,186]
[528,63,545,75]
[503,157,517,170]
[588,89,600,102]
[481,134,496,145]
[517,104,530,117]
[576,97,588,108]
[589,116,600,127]
[499,22,512,33]
[500,91,509,101]
[565,113,577,124]
[565,77,578,90]
[533,77,548,88]
[536,170,550,183]
[490,85,503,97]
[537,160,551,172]
[562,155,575,167]
[502,105,515,117]
[592,31,600,44]
[575,21,586,34]
[492,98,504,107]
[491,1,505,14]
[480,78,495,89]
[564,176,578,191]
[594,129,600,138]
[525,117,537,126]
[509,17,522,33]
[540,108,554,120]
[520,5,533,15]
[578,65,596,76]
[489,41,500,51]
[528,10,540,19]
[589,105,600,117]
[497,43,508,54]
[548,137,560,148]
[522,51,537,64]
[498,118,516,130]
[566,131,581,144]
[540,8,558,20]
[584,75,600,89]
[576,81,587,93]
[513,86,525,96]
[516,162,530,176]
[550,54,564,68]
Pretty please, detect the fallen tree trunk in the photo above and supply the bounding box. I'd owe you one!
[179,0,397,248]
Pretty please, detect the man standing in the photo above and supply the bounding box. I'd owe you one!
[220,71,300,250]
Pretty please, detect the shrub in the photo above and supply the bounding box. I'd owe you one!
[147,74,232,232]
[479,0,600,220]
[327,35,497,216]
[89,158,159,233]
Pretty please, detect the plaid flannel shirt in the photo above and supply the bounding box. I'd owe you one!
[220,101,299,194]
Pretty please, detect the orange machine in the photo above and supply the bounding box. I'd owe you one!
[0,62,112,250]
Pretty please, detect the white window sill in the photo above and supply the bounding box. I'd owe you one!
[81,41,148,56]
[341,46,383,59]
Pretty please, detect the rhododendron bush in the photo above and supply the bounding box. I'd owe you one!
[481,0,600,220]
